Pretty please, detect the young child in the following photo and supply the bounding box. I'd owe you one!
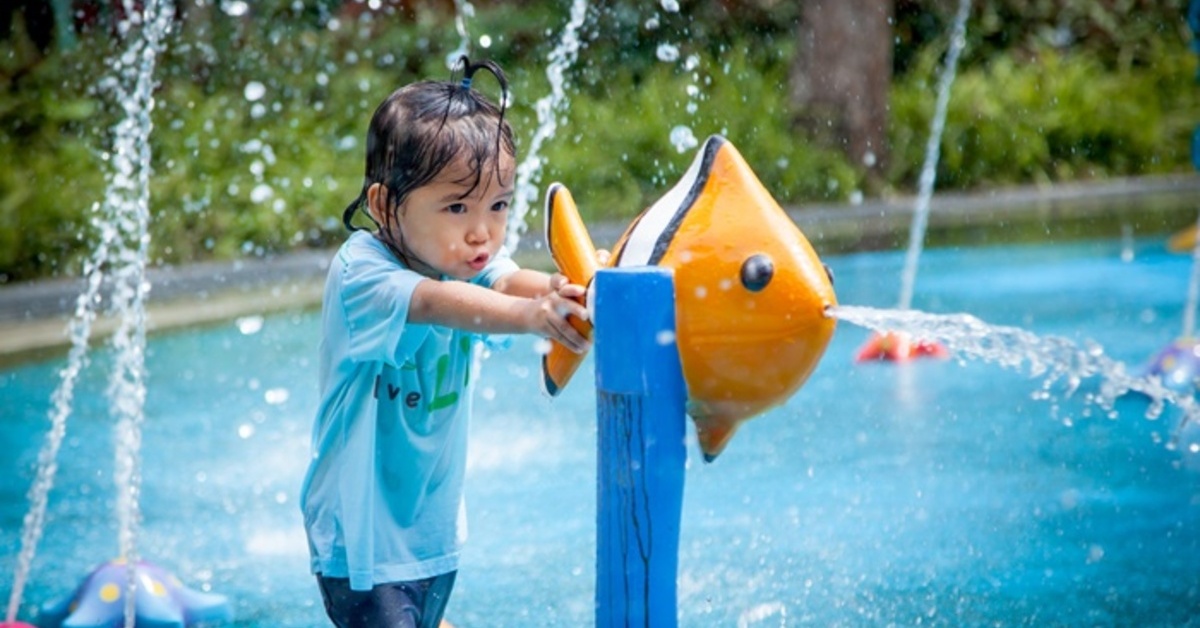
[299,58,590,628]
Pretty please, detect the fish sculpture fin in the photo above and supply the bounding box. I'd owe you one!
[541,183,599,396]
[690,411,741,463]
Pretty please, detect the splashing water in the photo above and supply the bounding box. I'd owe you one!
[506,0,590,252]
[896,0,971,312]
[669,54,703,153]
[669,125,698,153]
[4,257,102,623]
[4,1,174,625]
[445,0,476,70]
[1182,209,1200,338]
[649,2,703,154]
[831,305,1200,432]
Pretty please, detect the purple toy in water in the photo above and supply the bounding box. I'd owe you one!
[1144,338,1200,393]
[36,559,231,628]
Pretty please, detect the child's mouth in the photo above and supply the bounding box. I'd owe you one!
[468,252,490,270]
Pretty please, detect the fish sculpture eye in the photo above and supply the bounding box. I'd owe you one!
[823,263,835,286]
[740,253,774,292]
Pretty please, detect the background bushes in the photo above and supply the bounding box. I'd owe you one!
[0,0,1196,282]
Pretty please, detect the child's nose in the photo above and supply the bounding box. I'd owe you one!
[466,220,489,243]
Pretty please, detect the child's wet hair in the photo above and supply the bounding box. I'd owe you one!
[342,57,516,233]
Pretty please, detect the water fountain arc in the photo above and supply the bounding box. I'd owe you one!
[855,0,970,364]
[2,1,231,626]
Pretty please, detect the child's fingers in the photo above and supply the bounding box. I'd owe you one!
[556,283,587,299]
[548,296,590,352]
[552,295,589,322]
[553,318,590,353]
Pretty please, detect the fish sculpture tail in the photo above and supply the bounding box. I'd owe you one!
[541,183,599,396]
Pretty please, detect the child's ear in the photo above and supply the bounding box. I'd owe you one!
[365,183,388,225]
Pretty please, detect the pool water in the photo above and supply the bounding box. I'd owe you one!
[2,238,1198,627]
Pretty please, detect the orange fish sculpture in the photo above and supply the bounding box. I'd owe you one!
[541,134,838,461]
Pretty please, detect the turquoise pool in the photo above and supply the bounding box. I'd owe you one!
[2,237,1198,626]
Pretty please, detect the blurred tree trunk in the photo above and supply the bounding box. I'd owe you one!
[790,0,893,192]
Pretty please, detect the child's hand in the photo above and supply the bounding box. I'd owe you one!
[532,276,589,353]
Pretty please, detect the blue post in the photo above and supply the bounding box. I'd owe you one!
[594,267,687,628]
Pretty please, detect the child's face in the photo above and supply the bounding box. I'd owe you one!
[389,154,515,280]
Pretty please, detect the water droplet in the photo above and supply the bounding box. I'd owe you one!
[250,184,274,204]
[669,125,698,153]
[221,1,249,17]
[243,81,266,102]
[656,43,679,63]
[236,315,264,335]
[264,388,289,405]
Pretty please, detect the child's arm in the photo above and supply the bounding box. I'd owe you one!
[490,248,609,299]
[408,278,590,353]
[490,268,563,299]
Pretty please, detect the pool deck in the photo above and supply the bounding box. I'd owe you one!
[2,173,1198,364]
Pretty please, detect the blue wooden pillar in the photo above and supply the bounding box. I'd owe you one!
[593,267,687,627]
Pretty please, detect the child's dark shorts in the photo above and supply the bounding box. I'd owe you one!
[317,571,456,628]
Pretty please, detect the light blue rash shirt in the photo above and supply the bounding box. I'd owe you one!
[300,230,519,591]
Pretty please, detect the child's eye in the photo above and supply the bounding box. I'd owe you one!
[446,203,468,214]
[491,201,510,212]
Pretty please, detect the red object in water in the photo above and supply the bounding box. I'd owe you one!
[0,621,39,628]
[855,331,949,363]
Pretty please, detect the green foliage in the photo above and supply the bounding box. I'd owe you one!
[0,131,103,281]
[889,41,1199,188]
[897,0,1194,76]
[0,1,1197,282]
[508,27,857,228]
[0,42,109,281]
[530,49,857,226]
